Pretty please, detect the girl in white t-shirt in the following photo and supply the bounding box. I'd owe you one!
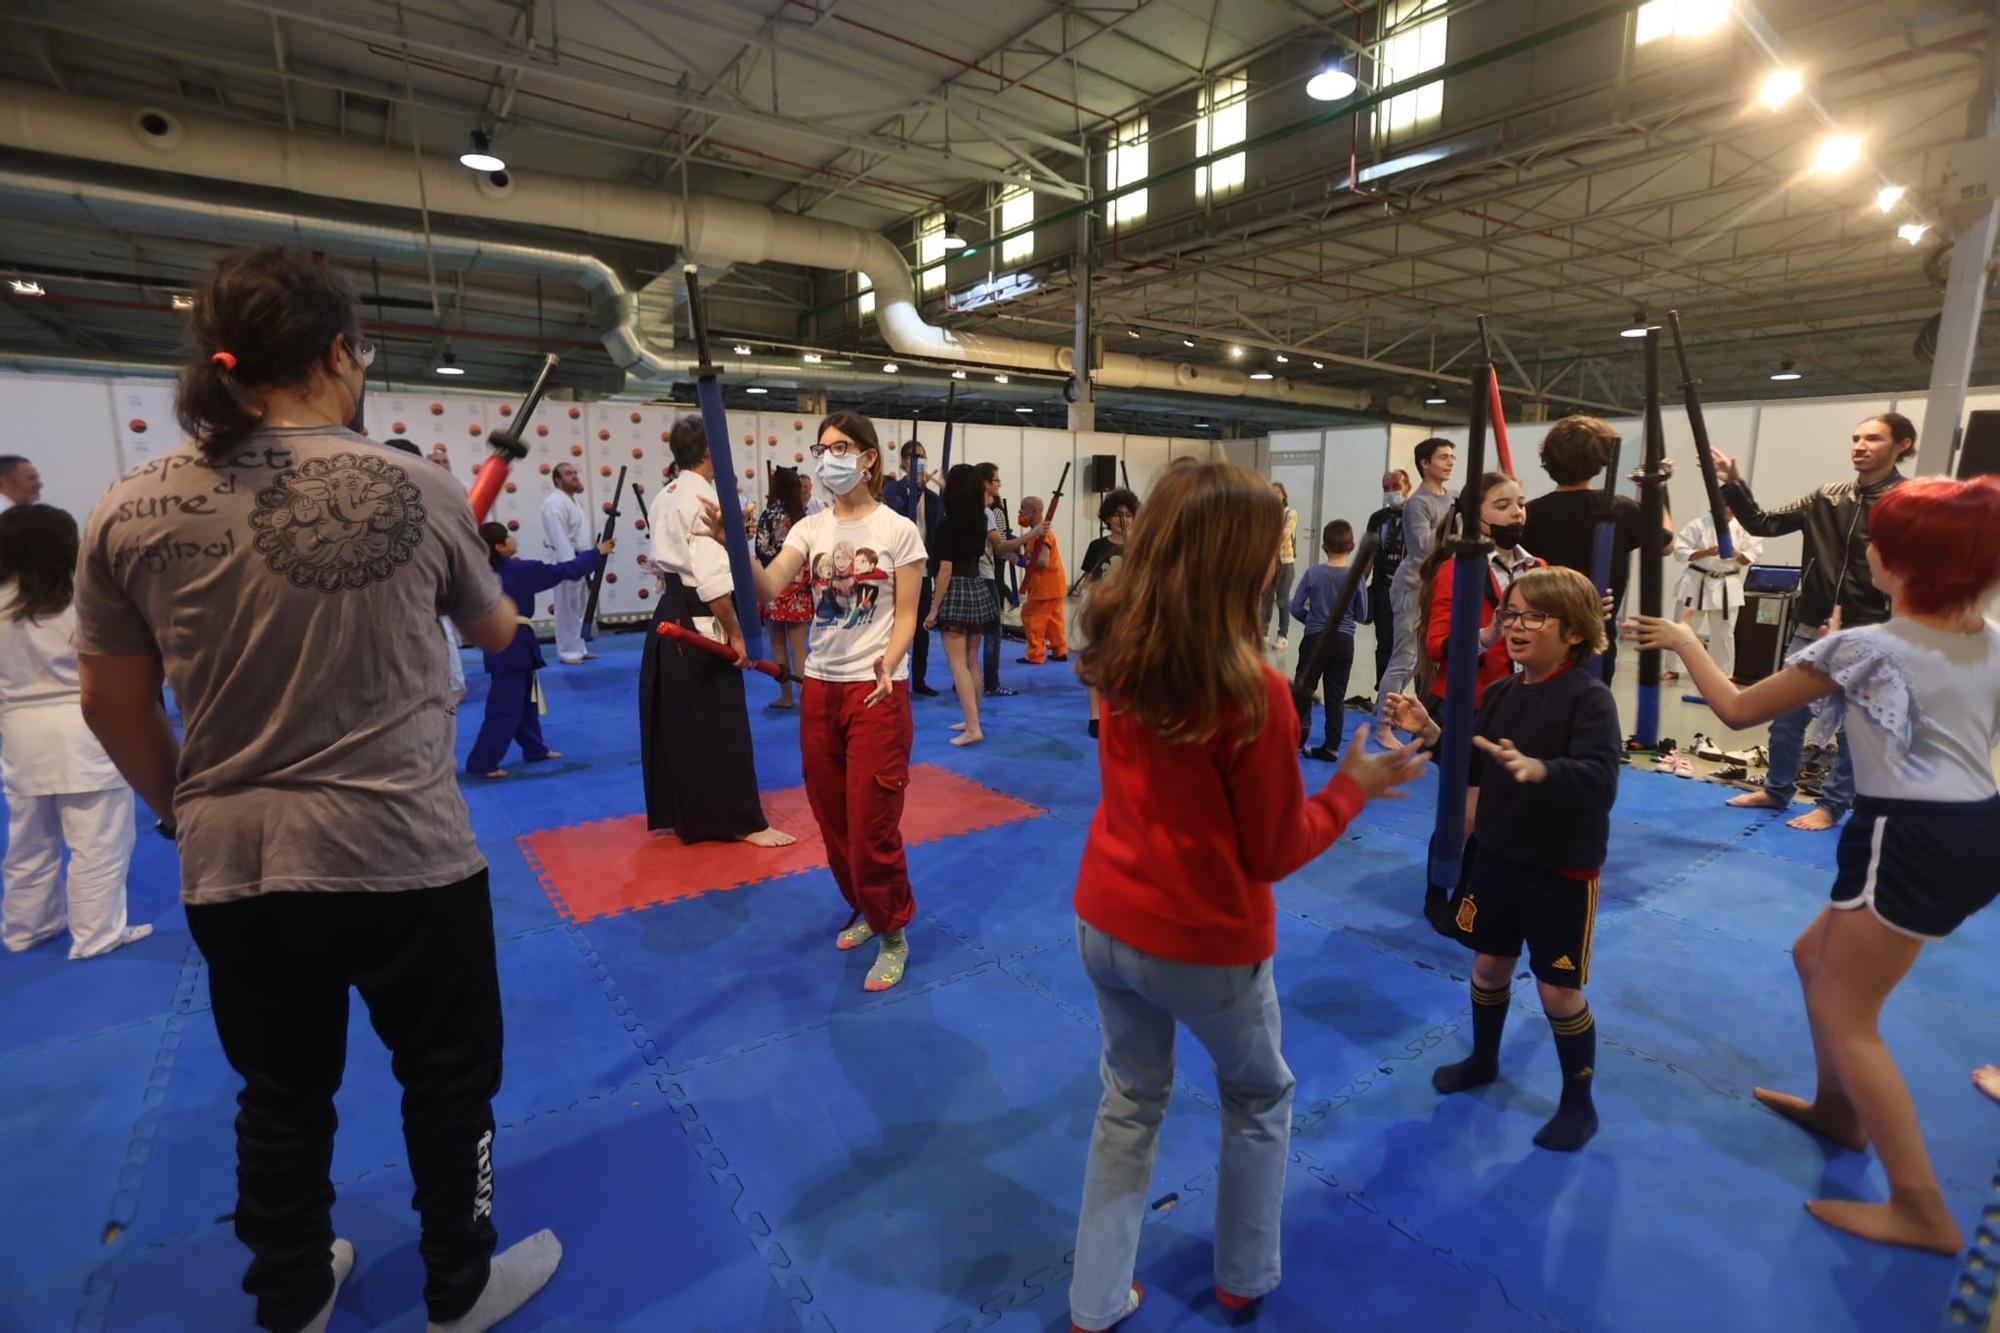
[0,504,149,959]
[713,411,926,992]
[1628,475,2000,1259]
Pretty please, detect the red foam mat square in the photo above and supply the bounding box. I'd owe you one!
[517,763,1044,922]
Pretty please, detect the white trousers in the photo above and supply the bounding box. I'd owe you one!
[1685,606,1738,680]
[553,578,589,662]
[3,787,137,958]
[441,616,466,702]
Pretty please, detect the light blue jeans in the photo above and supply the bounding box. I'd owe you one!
[1760,629,1855,816]
[1071,920,1294,1329]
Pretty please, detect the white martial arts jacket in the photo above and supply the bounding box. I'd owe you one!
[541,489,589,565]
[1674,514,1762,613]
[0,591,127,797]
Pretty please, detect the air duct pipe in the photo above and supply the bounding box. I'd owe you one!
[0,84,1370,411]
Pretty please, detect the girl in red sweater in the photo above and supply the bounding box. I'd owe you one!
[1418,470,1543,706]
[1066,460,1430,1332]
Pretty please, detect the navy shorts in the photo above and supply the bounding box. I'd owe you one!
[1450,846,1598,989]
[1830,794,2000,940]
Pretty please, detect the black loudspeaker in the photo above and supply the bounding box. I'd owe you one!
[1956,410,2000,480]
[1087,454,1118,491]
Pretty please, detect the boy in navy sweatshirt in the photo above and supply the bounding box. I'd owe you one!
[1290,519,1373,761]
[1386,565,1621,1151]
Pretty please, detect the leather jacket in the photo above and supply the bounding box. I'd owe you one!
[1720,470,1905,628]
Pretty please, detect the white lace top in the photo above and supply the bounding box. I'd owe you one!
[1789,618,2000,803]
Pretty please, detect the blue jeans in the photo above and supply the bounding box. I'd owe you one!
[1071,920,1294,1328]
[1760,629,1854,816]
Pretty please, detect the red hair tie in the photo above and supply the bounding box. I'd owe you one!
[210,351,237,371]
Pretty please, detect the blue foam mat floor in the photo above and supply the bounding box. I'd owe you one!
[3,631,1993,1331]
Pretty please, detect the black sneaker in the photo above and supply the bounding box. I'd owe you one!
[1305,745,1340,763]
[985,686,1019,698]
[1088,719,1100,740]
[912,683,939,697]
[1050,653,1069,662]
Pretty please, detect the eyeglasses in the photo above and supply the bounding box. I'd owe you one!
[810,440,865,458]
[347,338,377,369]
[1496,609,1552,630]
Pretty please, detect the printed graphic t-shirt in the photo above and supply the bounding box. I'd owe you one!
[74,427,504,906]
[781,500,925,683]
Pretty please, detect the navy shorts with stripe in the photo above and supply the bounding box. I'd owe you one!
[1830,794,2000,940]
[1450,847,1598,989]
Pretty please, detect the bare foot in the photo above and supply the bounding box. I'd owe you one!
[1804,1189,1963,1256]
[1727,789,1785,810]
[948,720,968,732]
[949,731,984,747]
[770,696,795,710]
[1973,1065,2000,1104]
[480,768,509,780]
[1787,806,1839,831]
[530,750,562,762]
[1753,1087,1868,1151]
[1373,723,1397,751]
[742,827,797,848]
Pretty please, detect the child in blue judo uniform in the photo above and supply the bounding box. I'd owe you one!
[468,521,612,778]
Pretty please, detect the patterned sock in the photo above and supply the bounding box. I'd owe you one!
[1534,1004,1600,1152]
[1433,981,1509,1093]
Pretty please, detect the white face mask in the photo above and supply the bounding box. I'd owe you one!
[816,450,865,496]
[1383,491,1405,509]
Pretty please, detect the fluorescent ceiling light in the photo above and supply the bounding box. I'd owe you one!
[1014,406,1033,414]
[1620,311,1654,338]
[733,344,751,355]
[1274,354,1289,364]
[1229,345,1244,359]
[746,386,768,395]
[8,279,45,297]
[951,369,967,379]
[1248,370,1275,381]
[1423,384,1447,404]
[1311,360,1325,369]
[1769,361,1802,381]
[994,374,1009,383]
[802,352,823,363]
[1181,337,1196,348]
[170,293,194,310]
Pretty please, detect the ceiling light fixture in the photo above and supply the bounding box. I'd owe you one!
[1757,68,1803,111]
[1249,370,1276,381]
[1306,47,1358,102]
[1311,360,1325,369]
[1897,222,1929,245]
[433,350,466,376]
[1229,345,1244,359]
[746,386,769,395]
[170,293,194,310]
[802,352,823,363]
[951,369,967,379]
[1274,354,1290,363]
[1620,310,1654,338]
[1874,184,1905,213]
[881,362,899,373]
[1181,337,1196,348]
[458,128,505,173]
[1126,327,1142,338]
[941,214,967,250]
[1423,384,1448,404]
[1015,406,1033,414]
[994,374,1009,383]
[8,279,45,297]
[1768,360,1802,382]
[733,344,751,356]
[1810,133,1862,176]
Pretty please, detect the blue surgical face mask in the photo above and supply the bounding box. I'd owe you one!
[816,449,865,496]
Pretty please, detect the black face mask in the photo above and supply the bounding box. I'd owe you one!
[1490,522,1525,551]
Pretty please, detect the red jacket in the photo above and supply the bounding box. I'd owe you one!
[1074,666,1365,966]
[1425,553,1545,706]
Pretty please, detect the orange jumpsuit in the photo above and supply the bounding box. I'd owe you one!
[1019,534,1068,662]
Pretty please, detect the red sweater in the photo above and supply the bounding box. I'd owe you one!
[1425,554,1545,706]
[1074,666,1366,966]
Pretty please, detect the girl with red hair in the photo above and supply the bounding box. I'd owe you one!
[1627,475,2000,1257]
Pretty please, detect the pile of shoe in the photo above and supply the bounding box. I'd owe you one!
[1653,738,1693,778]
[1690,733,1768,783]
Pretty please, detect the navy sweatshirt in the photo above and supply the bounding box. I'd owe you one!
[1468,664,1621,871]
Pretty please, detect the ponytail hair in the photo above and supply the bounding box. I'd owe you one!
[175,245,361,464]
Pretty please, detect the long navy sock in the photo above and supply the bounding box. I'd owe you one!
[1433,981,1509,1093]
[1534,1003,1599,1152]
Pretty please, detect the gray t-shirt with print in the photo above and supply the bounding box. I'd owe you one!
[75,427,505,906]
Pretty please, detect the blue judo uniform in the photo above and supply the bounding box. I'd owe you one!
[466,549,601,774]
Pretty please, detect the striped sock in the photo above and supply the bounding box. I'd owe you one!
[1433,981,1509,1093]
[1534,1004,1599,1152]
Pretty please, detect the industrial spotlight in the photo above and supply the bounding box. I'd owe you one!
[802,352,823,363]
[1014,406,1034,414]
[746,386,769,395]
[1897,222,1929,245]
[8,278,45,297]
[1181,337,1196,348]
[1248,370,1276,381]
[1311,360,1325,369]
[1424,384,1448,405]
[1619,311,1654,338]
[1809,134,1861,176]
[1306,47,1358,102]
[170,293,194,310]
[881,362,899,373]
[1274,354,1290,364]
[1874,184,1905,213]
[1757,68,1802,111]
[941,215,967,250]
[434,350,466,376]
[1769,360,1802,382]
[1228,345,1244,359]
[994,374,1009,384]
[951,369,967,379]
[459,129,505,173]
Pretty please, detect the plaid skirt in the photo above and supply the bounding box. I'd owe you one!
[935,572,999,635]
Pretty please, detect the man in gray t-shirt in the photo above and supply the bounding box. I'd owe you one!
[1374,437,1458,743]
[75,427,508,905]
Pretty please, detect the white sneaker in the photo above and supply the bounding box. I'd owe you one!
[1275,636,1289,652]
